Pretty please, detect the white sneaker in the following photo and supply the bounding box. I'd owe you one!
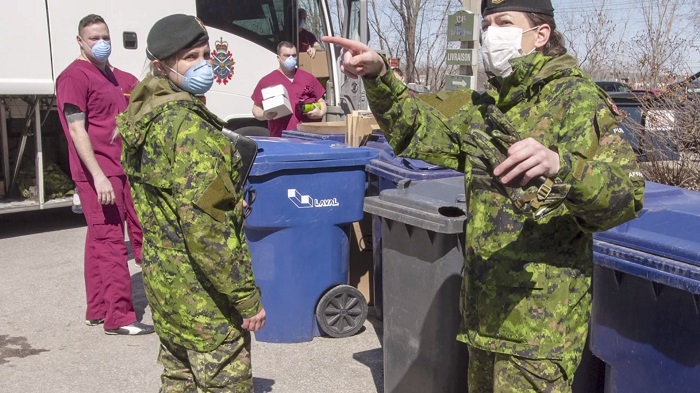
[72,191,83,214]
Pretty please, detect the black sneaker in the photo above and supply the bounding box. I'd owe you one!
[105,322,155,335]
[85,318,105,326]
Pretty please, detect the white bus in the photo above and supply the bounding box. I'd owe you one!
[0,0,368,214]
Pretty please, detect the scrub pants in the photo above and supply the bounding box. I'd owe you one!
[124,179,143,262]
[76,175,141,330]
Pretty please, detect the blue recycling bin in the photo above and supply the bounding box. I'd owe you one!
[244,137,379,343]
[591,181,700,392]
[365,157,463,320]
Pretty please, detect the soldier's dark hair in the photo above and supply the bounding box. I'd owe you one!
[78,14,107,36]
[525,13,567,57]
[277,41,296,55]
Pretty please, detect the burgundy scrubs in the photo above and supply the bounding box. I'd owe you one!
[251,68,325,137]
[56,59,143,329]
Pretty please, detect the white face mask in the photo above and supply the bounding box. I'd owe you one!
[481,25,538,78]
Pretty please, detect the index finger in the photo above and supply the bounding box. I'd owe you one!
[322,36,368,54]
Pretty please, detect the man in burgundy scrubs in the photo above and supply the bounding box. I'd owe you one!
[56,14,153,335]
[251,41,327,137]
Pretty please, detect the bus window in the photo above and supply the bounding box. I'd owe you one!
[196,0,293,53]
[344,0,368,44]
[298,1,327,51]
[327,1,343,37]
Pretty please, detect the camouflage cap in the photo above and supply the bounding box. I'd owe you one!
[481,0,554,17]
[147,14,209,60]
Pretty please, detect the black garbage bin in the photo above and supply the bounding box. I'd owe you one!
[364,177,468,393]
[365,158,462,320]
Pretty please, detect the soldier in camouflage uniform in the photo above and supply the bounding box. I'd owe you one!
[324,0,645,391]
[116,14,265,393]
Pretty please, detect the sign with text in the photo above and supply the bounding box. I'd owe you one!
[446,49,476,66]
[444,75,475,91]
[447,10,476,42]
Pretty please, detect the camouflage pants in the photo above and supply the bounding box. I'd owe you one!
[467,346,574,393]
[157,330,253,393]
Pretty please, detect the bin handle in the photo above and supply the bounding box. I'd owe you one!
[397,179,412,189]
[243,186,256,218]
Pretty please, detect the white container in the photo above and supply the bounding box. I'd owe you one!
[261,84,289,100]
[262,94,292,119]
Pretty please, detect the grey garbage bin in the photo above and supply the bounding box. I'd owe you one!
[364,177,468,393]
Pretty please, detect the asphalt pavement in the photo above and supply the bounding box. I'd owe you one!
[0,207,384,393]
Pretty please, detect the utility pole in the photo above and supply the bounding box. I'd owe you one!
[462,0,480,88]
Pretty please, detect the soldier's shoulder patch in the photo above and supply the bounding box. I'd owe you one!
[607,97,620,115]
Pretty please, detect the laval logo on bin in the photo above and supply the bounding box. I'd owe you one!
[287,189,340,208]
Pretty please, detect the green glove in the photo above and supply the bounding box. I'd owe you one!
[469,105,571,218]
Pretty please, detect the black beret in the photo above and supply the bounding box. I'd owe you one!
[146,14,209,60]
[481,0,554,17]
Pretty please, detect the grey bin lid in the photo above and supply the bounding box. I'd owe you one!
[364,177,467,234]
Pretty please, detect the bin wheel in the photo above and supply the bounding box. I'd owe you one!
[315,285,368,338]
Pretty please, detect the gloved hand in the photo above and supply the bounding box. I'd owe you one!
[467,105,571,218]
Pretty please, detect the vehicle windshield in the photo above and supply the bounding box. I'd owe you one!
[596,81,632,93]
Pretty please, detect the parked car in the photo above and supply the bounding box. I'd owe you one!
[609,94,679,162]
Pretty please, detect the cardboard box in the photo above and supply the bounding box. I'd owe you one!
[349,213,374,305]
[262,94,292,119]
[346,110,380,147]
[261,84,288,100]
[298,51,329,78]
[296,121,347,134]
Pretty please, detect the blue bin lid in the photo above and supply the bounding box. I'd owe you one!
[365,158,462,183]
[594,181,700,268]
[250,137,379,175]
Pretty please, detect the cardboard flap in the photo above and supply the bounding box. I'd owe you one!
[298,51,330,78]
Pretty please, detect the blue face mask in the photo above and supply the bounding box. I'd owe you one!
[283,56,297,71]
[167,60,214,95]
[86,39,111,63]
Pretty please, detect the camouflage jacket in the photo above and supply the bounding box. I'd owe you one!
[117,76,261,351]
[364,53,645,364]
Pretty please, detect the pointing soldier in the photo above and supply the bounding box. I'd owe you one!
[324,0,645,391]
